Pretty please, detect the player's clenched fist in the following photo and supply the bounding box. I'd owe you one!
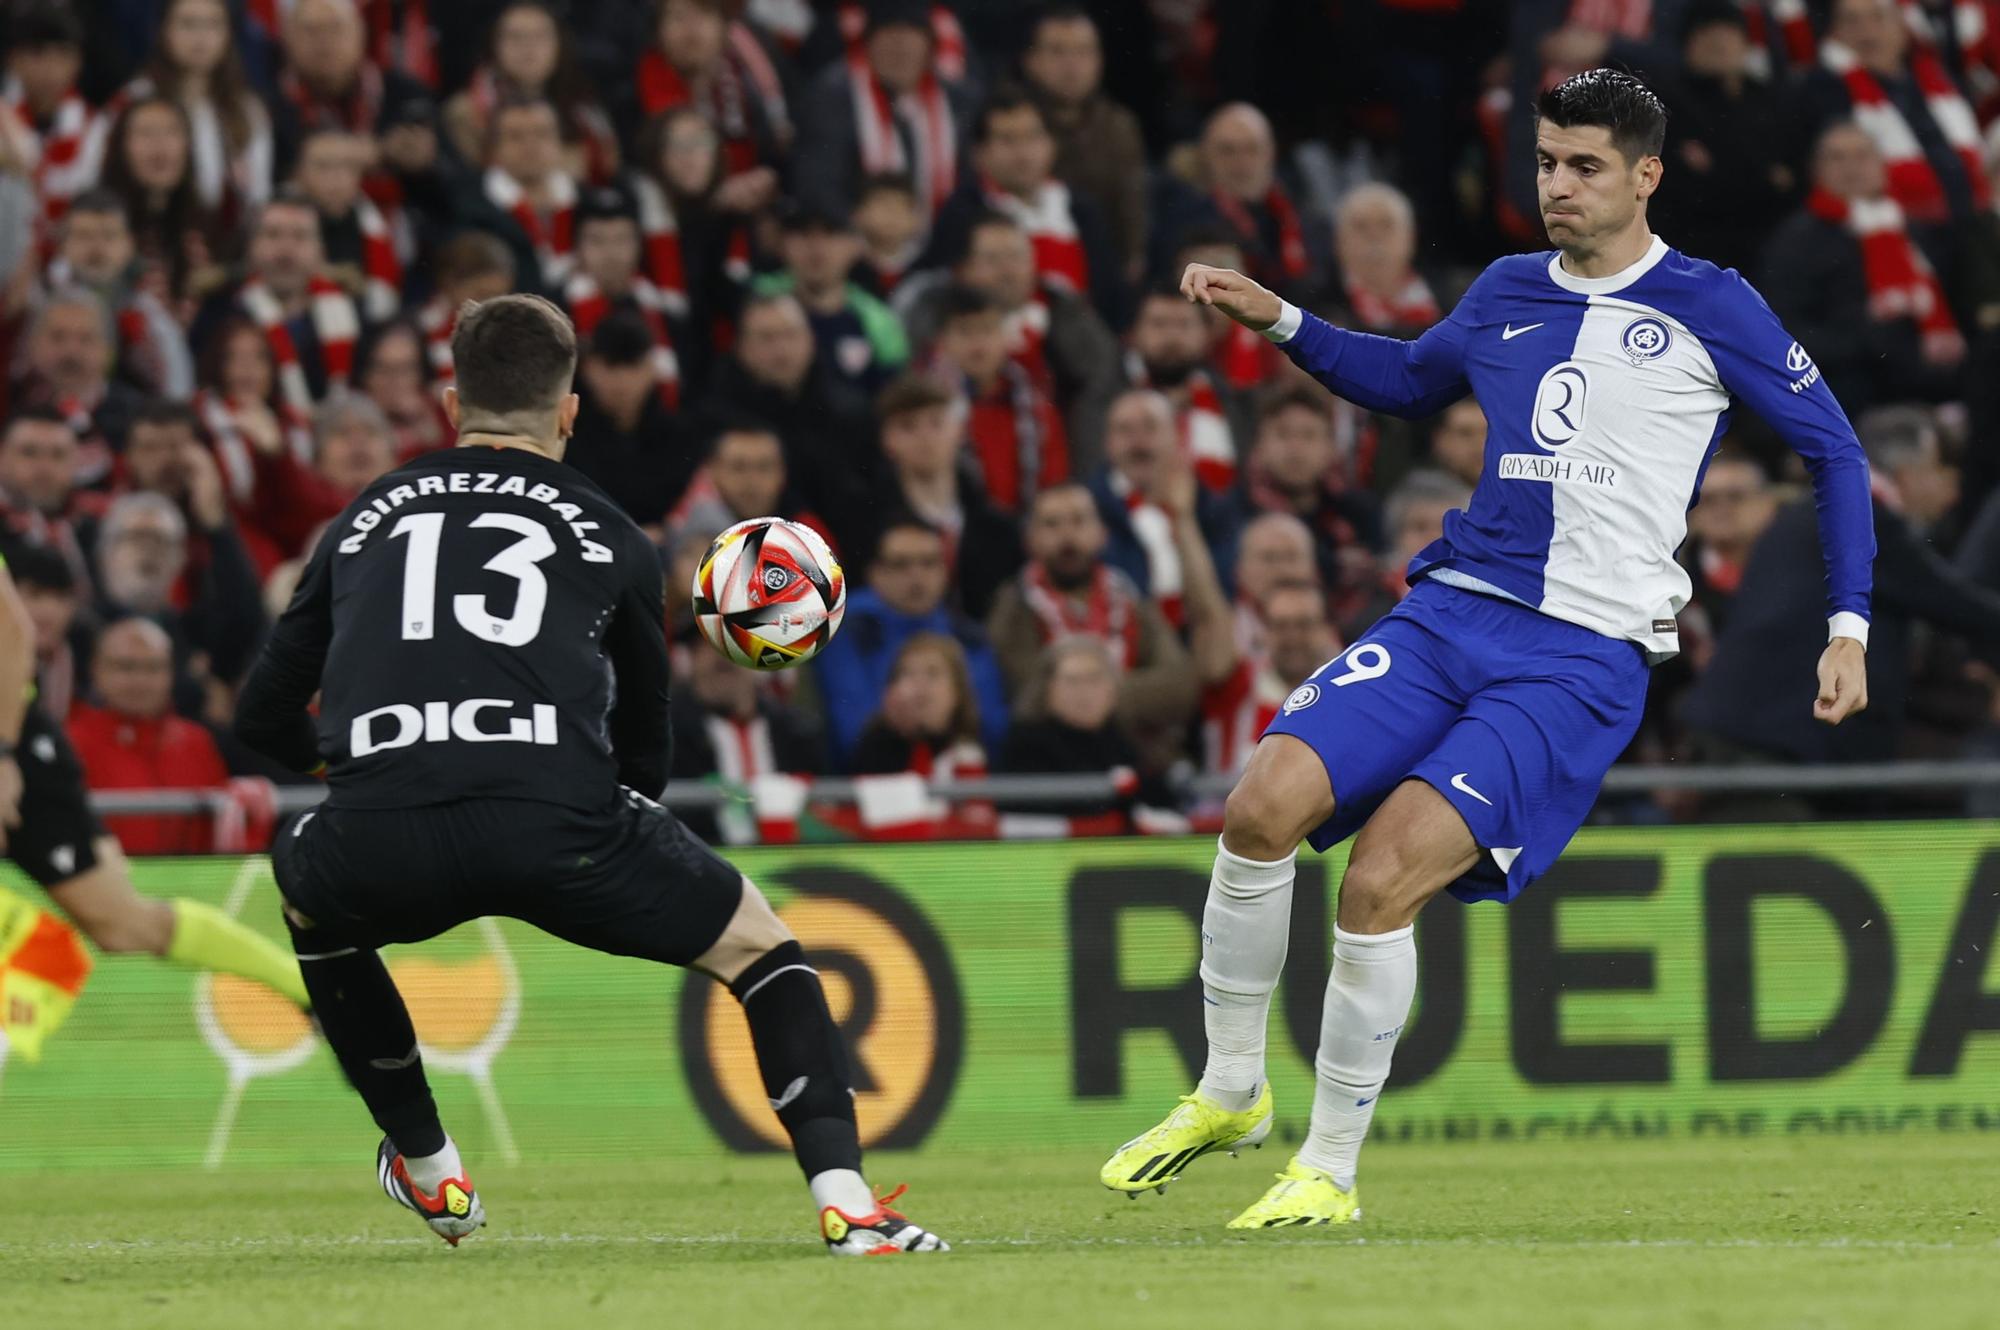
[1181,263,1283,332]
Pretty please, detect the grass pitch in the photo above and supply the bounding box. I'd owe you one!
[5,1135,1995,1330]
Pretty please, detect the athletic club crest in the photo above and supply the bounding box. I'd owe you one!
[1620,317,1672,365]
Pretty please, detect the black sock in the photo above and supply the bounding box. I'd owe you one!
[288,917,446,1158]
[728,940,862,1178]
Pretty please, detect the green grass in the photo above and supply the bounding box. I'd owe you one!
[5,1136,1995,1329]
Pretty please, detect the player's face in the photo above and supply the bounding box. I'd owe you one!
[1535,122,1659,254]
[578,218,642,290]
[0,422,79,513]
[870,528,949,615]
[496,3,560,86]
[1254,405,1338,493]
[1046,648,1117,731]
[61,209,134,283]
[1027,491,1106,587]
[978,107,1055,196]
[712,433,786,516]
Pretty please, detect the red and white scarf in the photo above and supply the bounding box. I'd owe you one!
[1211,185,1309,284]
[962,363,1063,514]
[484,166,578,283]
[1022,562,1141,668]
[1001,292,1053,386]
[1216,320,1284,390]
[279,60,385,137]
[837,2,967,82]
[239,275,359,414]
[1109,470,1183,627]
[1823,37,1990,223]
[355,195,404,321]
[1898,0,2000,118]
[636,24,791,175]
[1543,0,1653,86]
[466,67,621,184]
[563,272,684,410]
[1343,271,1441,331]
[1129,355,1237,492]
[363,0,438,89]
[196,388,314,505]
[849,59,957,216]
[1741,0,1817,80]
[984,177,1088,294]
[1201,657,1289,778]
[2,78,99,234]
[1807,185,1964,360]
[419,294,458,382]
[630,175,694,315]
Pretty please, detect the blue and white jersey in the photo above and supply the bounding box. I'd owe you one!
[1265,235,1876,660]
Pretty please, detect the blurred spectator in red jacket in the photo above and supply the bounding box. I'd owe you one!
[930,283,1068,511]
[66,615,229,853]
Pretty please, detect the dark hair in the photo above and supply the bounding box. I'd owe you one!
[876,372,955,422]
[936,283,1002,325]
[97,95,210,298]
[1256,382,1333,428]
[584,307,658,367]
[707,423,783,462]
[9,2,84,49]
[3,405,74,440]
[857,172,917,205]
[956,206,1025,264]
[64,187,125,221]
[974,83,1048,143]
[435,229,516,289]
[6,540,74,595]
[880,632,980,746]
[145,0,257,152]
[451,294,578,418]
[1680,0,1748,44]
[1536,69,1667,163]
[355,319,431,388]
[130,398,201,434]
[484,2,596,124]
[1138,279,1196,310]
[1032,3,1096,36]
[195,313,276,398]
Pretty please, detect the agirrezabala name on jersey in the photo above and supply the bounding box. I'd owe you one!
[335,468,618,563]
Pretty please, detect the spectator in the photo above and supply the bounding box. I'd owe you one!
[930,283,1067,513]
[113,0,274,220]
[1805,0,1988,237]
[701,291,875,524]
[851,172,925,296]
[1234,383,1381,612]
[1651,2,1800,278]
[902,209,1119,447]
[414,230,516,385]
[96,94,217,307]
[8,540,83,722]
[563,183,684,409]
[1192,577,1339,779]
[1761,121,1964,415]
[1021,4,1148,284]
[1685,406,2000,766]
[445,1,621,187]
[462,97,582,293]
[1125,284,1250,493]
[16,287,143,485]
[355,321,447,459]
[1088,387,1237,619]
[999,636,1170,825]
[193,315,317,540]
[191,194,362,417]
[0,408,100,594]
[569,309,699,529]
[632,0,793,179]
[0,4,100,242]
[752,200,908,399]
[1344,468,1474,638]
[794,0,974,218]
[987,482,1197,772]
[97,439,265,692]
[672,423,834,549]
[46,189,192,398]
[813,514,1009,767]
[1231,510,1321,655]
[1321,184,1441,339]
[1427,397,1487,488]
[1171,224,1287,392]
[924,84,1123,322]
[272,0,434,169]
[310,393,399,498]
[669,641,822,845]
[291,127,402,321]
[1170,103,1316,297]
[868,372,1021,618]
[65,615,229,853]
[851,630,988,778]
[1681,453,1780,650]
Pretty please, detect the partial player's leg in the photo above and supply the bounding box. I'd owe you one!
[512,791,946,1255]
[1228,778,1476,1229]
[1101,590,1470,1198]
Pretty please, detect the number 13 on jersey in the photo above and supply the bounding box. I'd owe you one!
[390,512,557,646]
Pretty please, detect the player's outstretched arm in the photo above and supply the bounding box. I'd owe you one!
[1182,263,1473,419]
[234,542,334,773]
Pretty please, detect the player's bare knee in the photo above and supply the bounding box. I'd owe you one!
[1336,848,1427,933]
[1222,739,1332,863]
[693,878,794,983]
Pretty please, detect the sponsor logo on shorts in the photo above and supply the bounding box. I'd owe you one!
[1498,453,1617,488]
[1282,683,1321,714]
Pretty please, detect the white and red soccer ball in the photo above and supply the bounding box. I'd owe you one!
[691,518,846,670]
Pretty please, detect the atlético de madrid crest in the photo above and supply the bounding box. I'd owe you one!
[1620,316,1672,365]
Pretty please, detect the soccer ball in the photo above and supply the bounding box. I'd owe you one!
[692,517,846,670]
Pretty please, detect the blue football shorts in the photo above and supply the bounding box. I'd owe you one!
[1262,578,1648,903]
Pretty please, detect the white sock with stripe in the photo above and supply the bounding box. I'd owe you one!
[1195,839,1296,1113]
[403,1135,464,1193]
[1299,924,1417,1190]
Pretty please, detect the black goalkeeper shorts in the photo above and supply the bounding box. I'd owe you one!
[272,790,745,966]
[13,702,105,888]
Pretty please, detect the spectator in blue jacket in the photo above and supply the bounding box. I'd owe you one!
[813,515,1010,768]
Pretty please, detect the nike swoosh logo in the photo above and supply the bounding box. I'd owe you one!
[1501,322,1545,340]
[769,1075,809,1112]
[1356,1096,1375,1107]
[1450,772,1494,806]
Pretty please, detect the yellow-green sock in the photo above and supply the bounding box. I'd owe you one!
[166,899,309,1008]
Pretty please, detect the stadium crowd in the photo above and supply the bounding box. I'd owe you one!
[9,0,2000,847]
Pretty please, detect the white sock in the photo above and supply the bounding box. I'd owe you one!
[403,1136,464,1193]
[1299,924,1417,1190]
[1196,838,1296,1112]
[809,1168,875,1216]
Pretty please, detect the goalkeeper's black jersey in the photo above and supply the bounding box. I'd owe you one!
[236,444,672,811]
